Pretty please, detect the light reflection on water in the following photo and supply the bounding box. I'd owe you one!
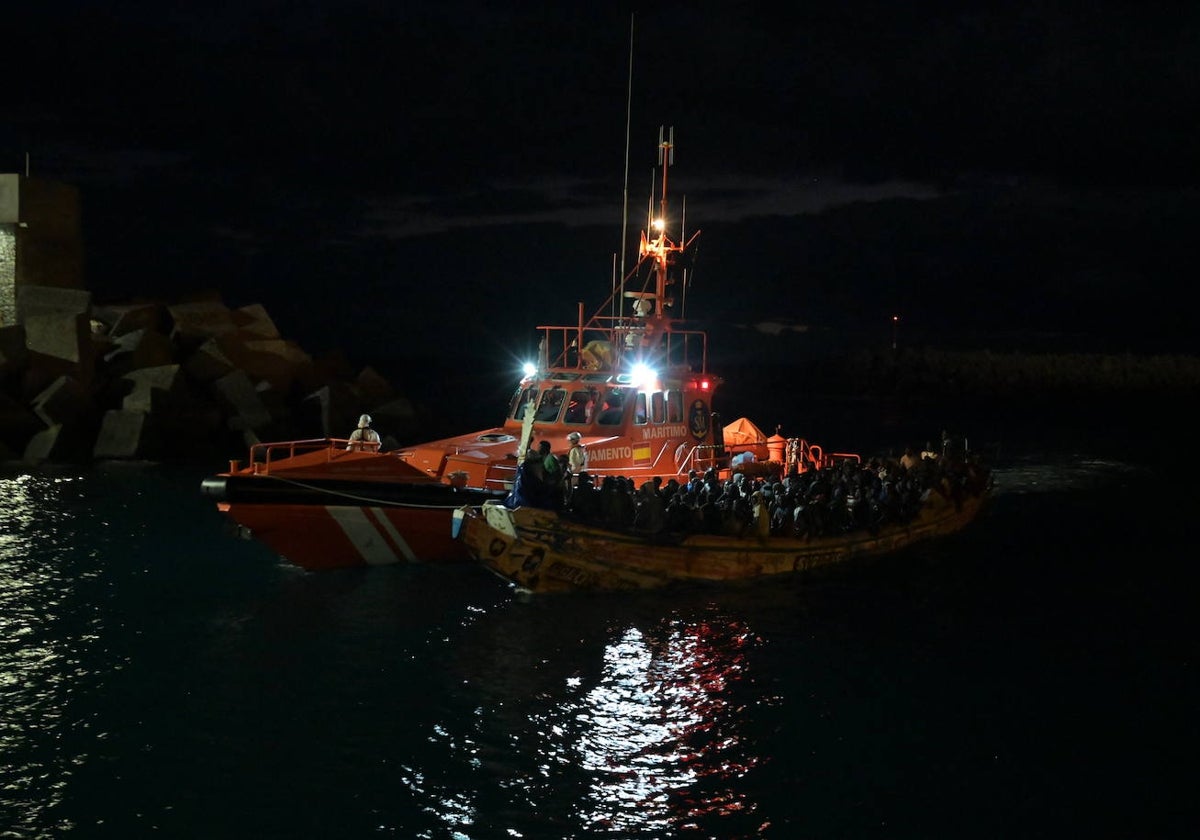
[423,600,769,839]
[1,471,97,835]
[563,618,759,834]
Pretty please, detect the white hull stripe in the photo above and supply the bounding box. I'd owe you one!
[326,506,416,565]
[366,507,418,563]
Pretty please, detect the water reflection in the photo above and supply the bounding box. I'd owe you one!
[437,601,759,838]
[0,471,95,835]
[565,614,761,834]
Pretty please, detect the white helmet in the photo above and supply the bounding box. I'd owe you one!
[358,414,372,428]
[567,431,582,442]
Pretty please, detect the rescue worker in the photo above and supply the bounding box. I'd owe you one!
[346,414,382,451]
[567,431,588,480]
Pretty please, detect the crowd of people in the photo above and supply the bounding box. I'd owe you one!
[506,437,990,541]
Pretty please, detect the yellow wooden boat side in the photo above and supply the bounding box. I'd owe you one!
[454,487,989,593]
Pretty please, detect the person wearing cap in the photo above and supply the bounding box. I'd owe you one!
[346,414,382,451]
[567,431,588,479]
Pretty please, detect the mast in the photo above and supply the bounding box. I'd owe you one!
[640,125,678,319]
[617,13,635,321]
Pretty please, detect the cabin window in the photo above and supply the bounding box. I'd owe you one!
[563,389,597,425]
[511,386,538,421]
[597,388,627,426]
[535,387,567,422]
[667,390,683,423]
[651,391,665,424]
[634,392,648,425]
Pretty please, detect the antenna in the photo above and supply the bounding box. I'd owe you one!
[617,13,635,321]
[646,170,654,230]
[656,126,675,165]
[680,194,688,318]
[657,125,674,235]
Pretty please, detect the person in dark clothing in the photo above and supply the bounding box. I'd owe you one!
[538,440,564,509]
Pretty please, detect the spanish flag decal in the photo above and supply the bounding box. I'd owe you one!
[632,443,653,466]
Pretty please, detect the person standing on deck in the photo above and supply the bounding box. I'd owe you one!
[346,414,381,451]
[538,440,564,509]
[567,432,588,483]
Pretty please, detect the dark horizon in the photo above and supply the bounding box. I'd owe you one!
[7,2,1198,365]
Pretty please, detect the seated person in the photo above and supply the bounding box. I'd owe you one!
[346,414,382,451]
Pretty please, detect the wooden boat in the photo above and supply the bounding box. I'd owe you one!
[453,476,989,594]
[203,128,852,570]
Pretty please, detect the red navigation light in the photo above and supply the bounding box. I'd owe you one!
[700,379,710,391]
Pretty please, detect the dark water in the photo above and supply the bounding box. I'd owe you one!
[1,447,1195,838]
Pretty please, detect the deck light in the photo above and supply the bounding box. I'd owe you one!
[630,363,657,388]
[522,362,537,378]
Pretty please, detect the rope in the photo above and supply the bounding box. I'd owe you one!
[256,473,486,510]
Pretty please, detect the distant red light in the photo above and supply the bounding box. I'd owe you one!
[701,380,710,390]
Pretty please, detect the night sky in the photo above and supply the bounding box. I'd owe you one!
[6,2,1199,370]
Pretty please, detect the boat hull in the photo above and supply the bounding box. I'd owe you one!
[457,492,988,593]
[202,469,504,570]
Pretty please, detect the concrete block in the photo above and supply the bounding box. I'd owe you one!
[0,390,42,454]
[370,395,421,442]
[93,302,167,337]
[356,366,395,404]
[24,312,91,365]
[121,364,183,413]
[235,338,307,392]
[103,328,176,371]
[212,369,272,430]
[300,350,354,388]
[246,338,311,366]
[23,422,93,463]
[93,410,148,459]
[15,284,91,321]
[31,375,91,427]
[23,423,65,463]
[210,332,311,393]
[0,323,27,373]
[232,303,281,338]
[300,382,365,438]
[168,300,236,345]
[184,338,235,382]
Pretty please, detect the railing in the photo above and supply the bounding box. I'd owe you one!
[240,438,359,475]
[537,317,709,374]
[687,443,732,476]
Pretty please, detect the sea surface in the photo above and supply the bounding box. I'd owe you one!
[1,440,1195,838]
